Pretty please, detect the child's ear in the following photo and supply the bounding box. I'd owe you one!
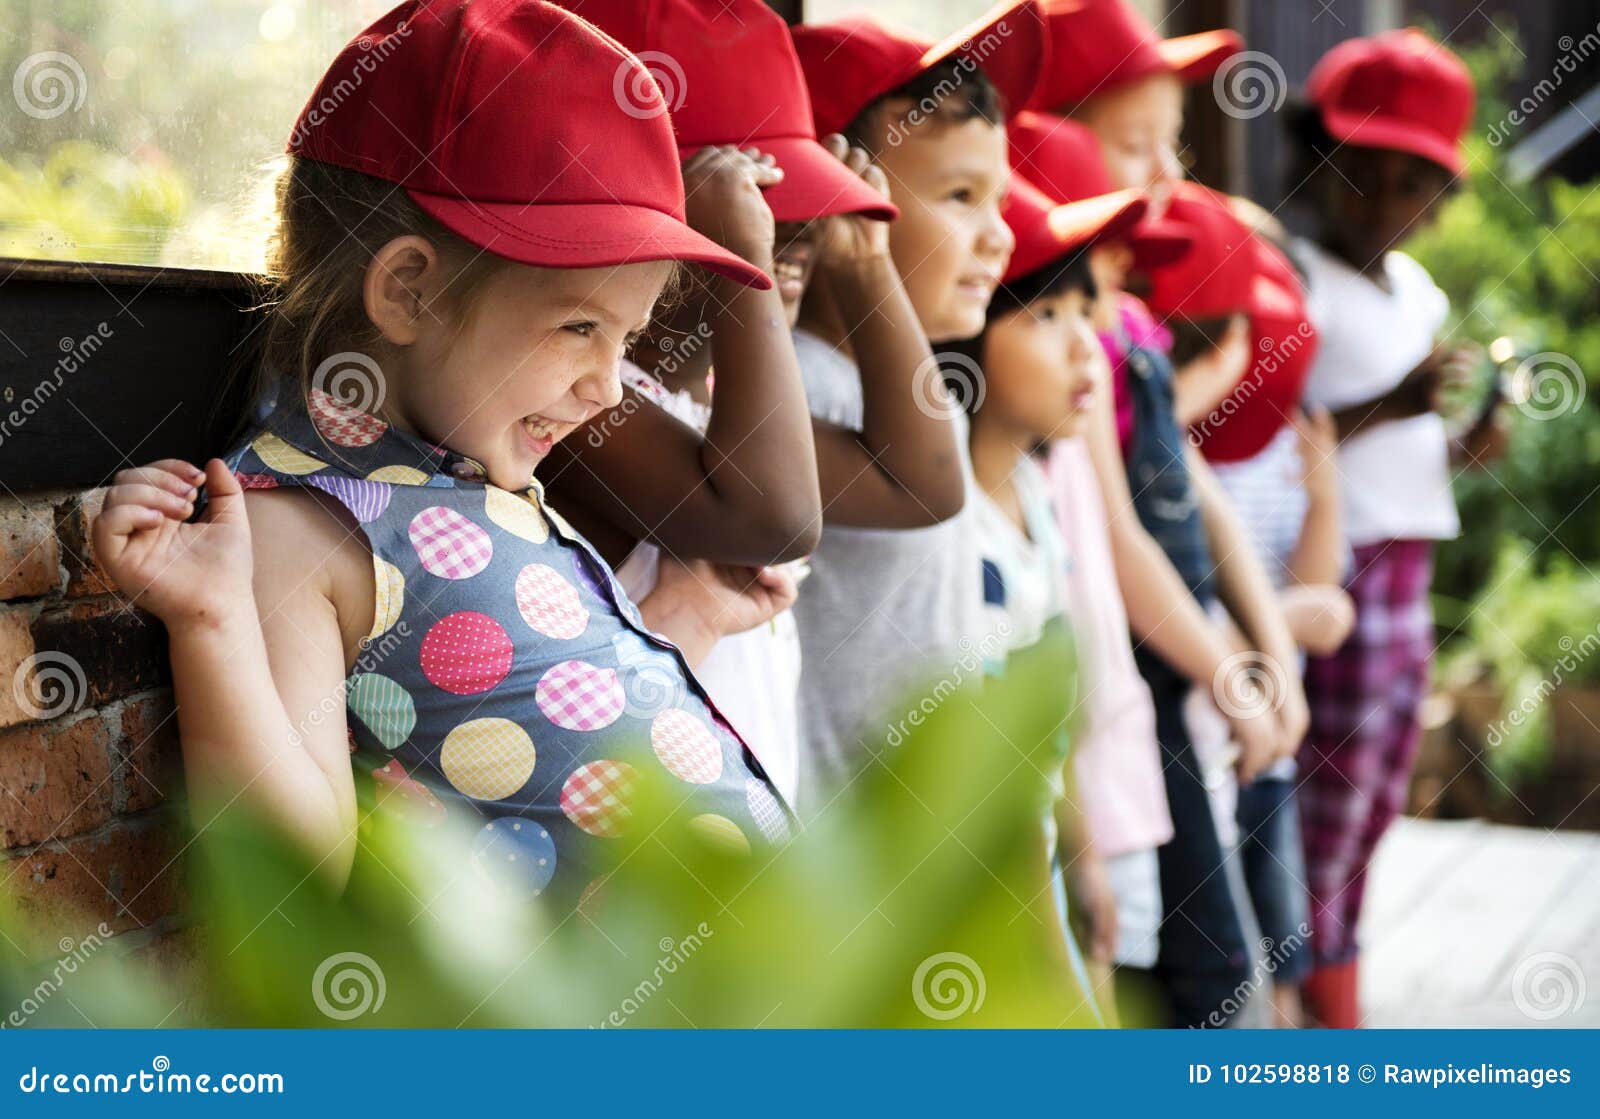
[364,235,442,345]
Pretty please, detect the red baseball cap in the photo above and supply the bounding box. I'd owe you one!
[1143,182,1296,320]
[1307,28,1474,176]
[790,1,1048,140]
[1030,0,1241,109]
[1193,240,1318,463]
[563,0,896,224]
[288,0,769,288]
[1007,110,1186,269]
[1002,173,1147,284]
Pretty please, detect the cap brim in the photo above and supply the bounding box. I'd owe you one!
[918,0,1046,117]
[1319,108,1467,176]
[1157,29,1243,83]
[1045,189,1148,254]
[406,189,772,289]
[681,136,898,224]
[1128,216,1194,270]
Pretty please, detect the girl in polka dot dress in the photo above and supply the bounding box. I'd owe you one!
[90,1,796,908]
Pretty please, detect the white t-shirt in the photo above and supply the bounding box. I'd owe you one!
[974,454,1066,659]
[1294,240,1460,547]
[789,328,986,811]
[610,361,805,806]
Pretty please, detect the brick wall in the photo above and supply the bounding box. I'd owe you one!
[0,488,198,981]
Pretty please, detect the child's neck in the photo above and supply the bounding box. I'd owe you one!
[1317,229,1391,285]
[968,413,1031,533]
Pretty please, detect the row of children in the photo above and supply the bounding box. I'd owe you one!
[92,0,1506,1027]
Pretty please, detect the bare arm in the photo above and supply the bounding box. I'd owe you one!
[803,146,965,528]
[1190,448,1299,669]
[1080,376,1282,780]
[93,463,361,891]
[1190,447,1309,755]
[544,147,822,567]
[807,256,966,527]
[1285,407,1345,586]
[547,285,823,568]
[1081,377,1236,685]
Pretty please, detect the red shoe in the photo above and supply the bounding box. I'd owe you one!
[1302,958,1360,1028]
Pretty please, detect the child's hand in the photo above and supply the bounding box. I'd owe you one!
[681,144,783,265]
[1070,850,1120,965]
[1290,405,1339,503]
[1387,342,1476,419]
[92,459,253,629]
[1228,701,1279,783]
[1273,670,1310,763]
[1455,402,1511,467]
[643,557,798,665]
[813,134,893,270]
[1278,583,1355,656]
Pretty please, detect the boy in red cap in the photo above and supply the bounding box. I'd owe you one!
[94,0,801,916]
[544,0,926,806]
[786,2,1046,809]
[1011,112,1307,1029]
[1284,29,1507,1028]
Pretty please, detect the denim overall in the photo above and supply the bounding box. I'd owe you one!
[225,383,794,908]
[1120,341,1252,1024]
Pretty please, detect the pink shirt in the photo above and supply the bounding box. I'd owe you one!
[1100,293,1173,455]
[1047,437,1174,856]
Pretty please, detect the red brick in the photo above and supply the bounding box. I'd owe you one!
[56,489,118,599]
[0,499,59,601]
[0,712,114,848]
[28,596,169,708]
[0,606,36,727]
[114,693,182,812]
[2,815,184,957]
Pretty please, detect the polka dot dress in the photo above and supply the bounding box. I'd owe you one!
[226,384,795,907]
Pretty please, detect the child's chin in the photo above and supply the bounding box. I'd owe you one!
[928,307,988,346]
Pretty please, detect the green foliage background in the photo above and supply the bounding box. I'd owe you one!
[1405,32,1600,778]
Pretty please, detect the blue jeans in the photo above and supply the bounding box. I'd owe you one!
[1235,773,1312,985]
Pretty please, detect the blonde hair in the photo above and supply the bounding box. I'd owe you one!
[231,156,507,437]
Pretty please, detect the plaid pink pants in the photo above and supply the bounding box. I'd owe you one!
[1298,538,1435,967]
